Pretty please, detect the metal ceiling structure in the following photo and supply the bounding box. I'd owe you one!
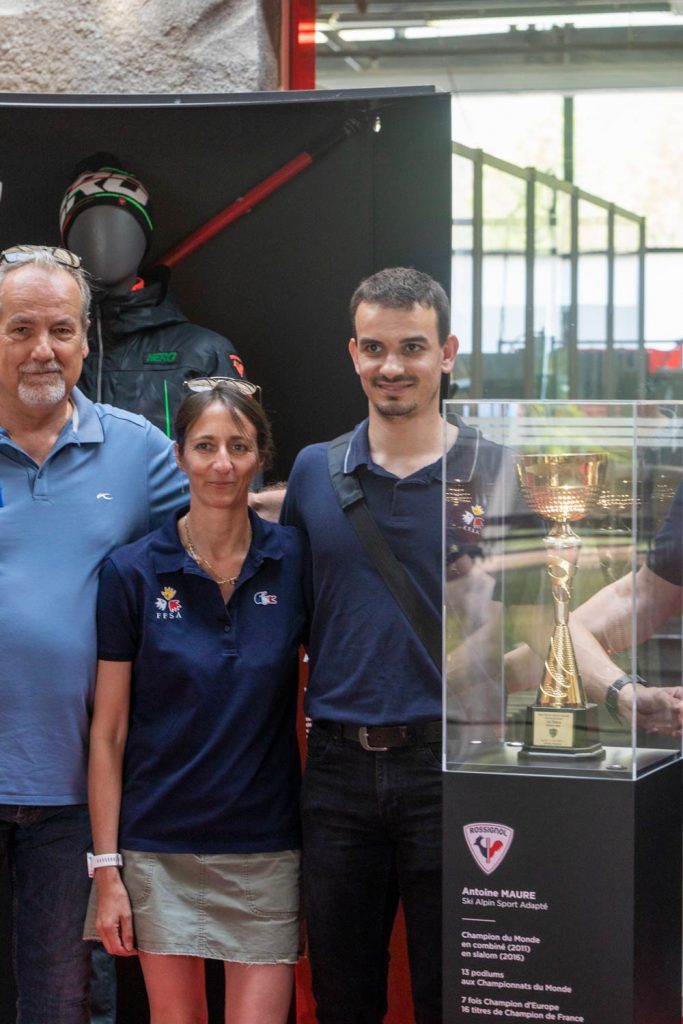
[318,1,677,19]
[316,1,683,91]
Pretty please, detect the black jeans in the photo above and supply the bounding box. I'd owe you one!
[0,804,92,1024]
[302,725,442,1024]
[90,943,116,1024]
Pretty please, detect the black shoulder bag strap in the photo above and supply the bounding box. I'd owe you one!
[327,432,441,670]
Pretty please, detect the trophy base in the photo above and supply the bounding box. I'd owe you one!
[518,703,605,762]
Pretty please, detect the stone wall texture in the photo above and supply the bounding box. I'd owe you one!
[0,0,281,94]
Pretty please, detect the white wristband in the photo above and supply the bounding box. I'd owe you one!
[87,852,123,878]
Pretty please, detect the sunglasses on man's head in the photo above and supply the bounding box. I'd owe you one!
[183,377,262,403]
[0,245,82,270]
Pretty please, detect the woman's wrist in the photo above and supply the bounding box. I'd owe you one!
[93,865,126,889]
[87,851,123,877]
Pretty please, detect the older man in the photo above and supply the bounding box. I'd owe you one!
[0,244,183,1023]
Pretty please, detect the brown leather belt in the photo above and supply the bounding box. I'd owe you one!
[314,720,442,751]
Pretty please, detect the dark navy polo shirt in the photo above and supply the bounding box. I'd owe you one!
[648,480,683,585]
[96,509,307,854]
[281,417,509,724]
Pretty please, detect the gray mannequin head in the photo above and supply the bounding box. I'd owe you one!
[66,206,147,293]
[59,154,154,294]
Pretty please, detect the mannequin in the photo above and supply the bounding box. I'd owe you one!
[60,155,245,435]
[68,206,147,295]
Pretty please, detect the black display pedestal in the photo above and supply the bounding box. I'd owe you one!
[444,751,682,1024]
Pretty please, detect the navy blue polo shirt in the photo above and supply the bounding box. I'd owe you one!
[648,481,683,585]
[281,418,508,724]
[96,509,307,854]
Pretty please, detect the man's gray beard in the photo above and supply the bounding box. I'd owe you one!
[18,375,66,406]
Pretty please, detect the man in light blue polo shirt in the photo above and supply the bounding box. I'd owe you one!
[0,244,184,1023]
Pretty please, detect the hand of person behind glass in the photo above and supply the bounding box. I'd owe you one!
[616,680,683,738]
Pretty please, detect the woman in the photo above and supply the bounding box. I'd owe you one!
[85,379,306,1024]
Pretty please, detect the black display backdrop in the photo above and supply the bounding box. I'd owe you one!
[444,763,682,1024]
[0,88,451,1023]
[0,88,451,479]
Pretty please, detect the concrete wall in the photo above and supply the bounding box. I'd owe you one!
[0,0,281,93]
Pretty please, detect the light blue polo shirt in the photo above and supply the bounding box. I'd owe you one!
[0,388,184,805]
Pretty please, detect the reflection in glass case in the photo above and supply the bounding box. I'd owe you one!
[443,401,683,779]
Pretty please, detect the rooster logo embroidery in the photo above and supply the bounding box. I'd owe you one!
[464,823,514,875]
[461,504,485,534]
[155,586,182,620]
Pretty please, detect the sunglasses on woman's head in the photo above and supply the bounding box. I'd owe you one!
[183,377,262,403]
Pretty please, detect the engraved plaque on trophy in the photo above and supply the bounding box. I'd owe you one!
[516,453,608,761]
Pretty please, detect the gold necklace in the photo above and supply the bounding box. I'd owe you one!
[183,515,247,587]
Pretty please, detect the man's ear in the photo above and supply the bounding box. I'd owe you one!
[348,338,361,375]
[441,334,458,374]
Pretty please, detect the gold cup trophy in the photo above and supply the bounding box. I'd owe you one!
[594,463,635,586]
[516,453,607,761]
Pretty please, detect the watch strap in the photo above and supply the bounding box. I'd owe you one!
[605,674,648,723]
[87,852,123,878]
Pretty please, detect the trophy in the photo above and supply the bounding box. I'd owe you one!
[594,462,634,586]
[516,453,607,761]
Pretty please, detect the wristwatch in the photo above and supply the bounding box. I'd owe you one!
[87,852,123,878]
[605,674,648,724]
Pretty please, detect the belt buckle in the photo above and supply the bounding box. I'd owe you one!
[358,726,389,752]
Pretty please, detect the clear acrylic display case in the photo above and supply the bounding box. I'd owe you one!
[443,401,683,779]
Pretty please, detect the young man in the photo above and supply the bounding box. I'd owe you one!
[0,244,183,1023]
[281,267,459,1024]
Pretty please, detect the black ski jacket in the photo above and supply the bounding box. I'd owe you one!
[78,267,243,435]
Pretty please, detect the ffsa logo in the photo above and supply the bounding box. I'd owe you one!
[254,591,277,606]
[464,822,514,875]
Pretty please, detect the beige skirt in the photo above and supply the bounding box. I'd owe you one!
[83,848,301,963]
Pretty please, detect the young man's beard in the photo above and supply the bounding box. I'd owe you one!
[374,397,418,418]
[370,378,440,420]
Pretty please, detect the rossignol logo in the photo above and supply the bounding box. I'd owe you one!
[155,586,183,620]
[254,590,277,606]
[464,823,514,875]
[461,503,486,534]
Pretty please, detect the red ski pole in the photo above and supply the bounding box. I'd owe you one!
[157,115,371,269]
